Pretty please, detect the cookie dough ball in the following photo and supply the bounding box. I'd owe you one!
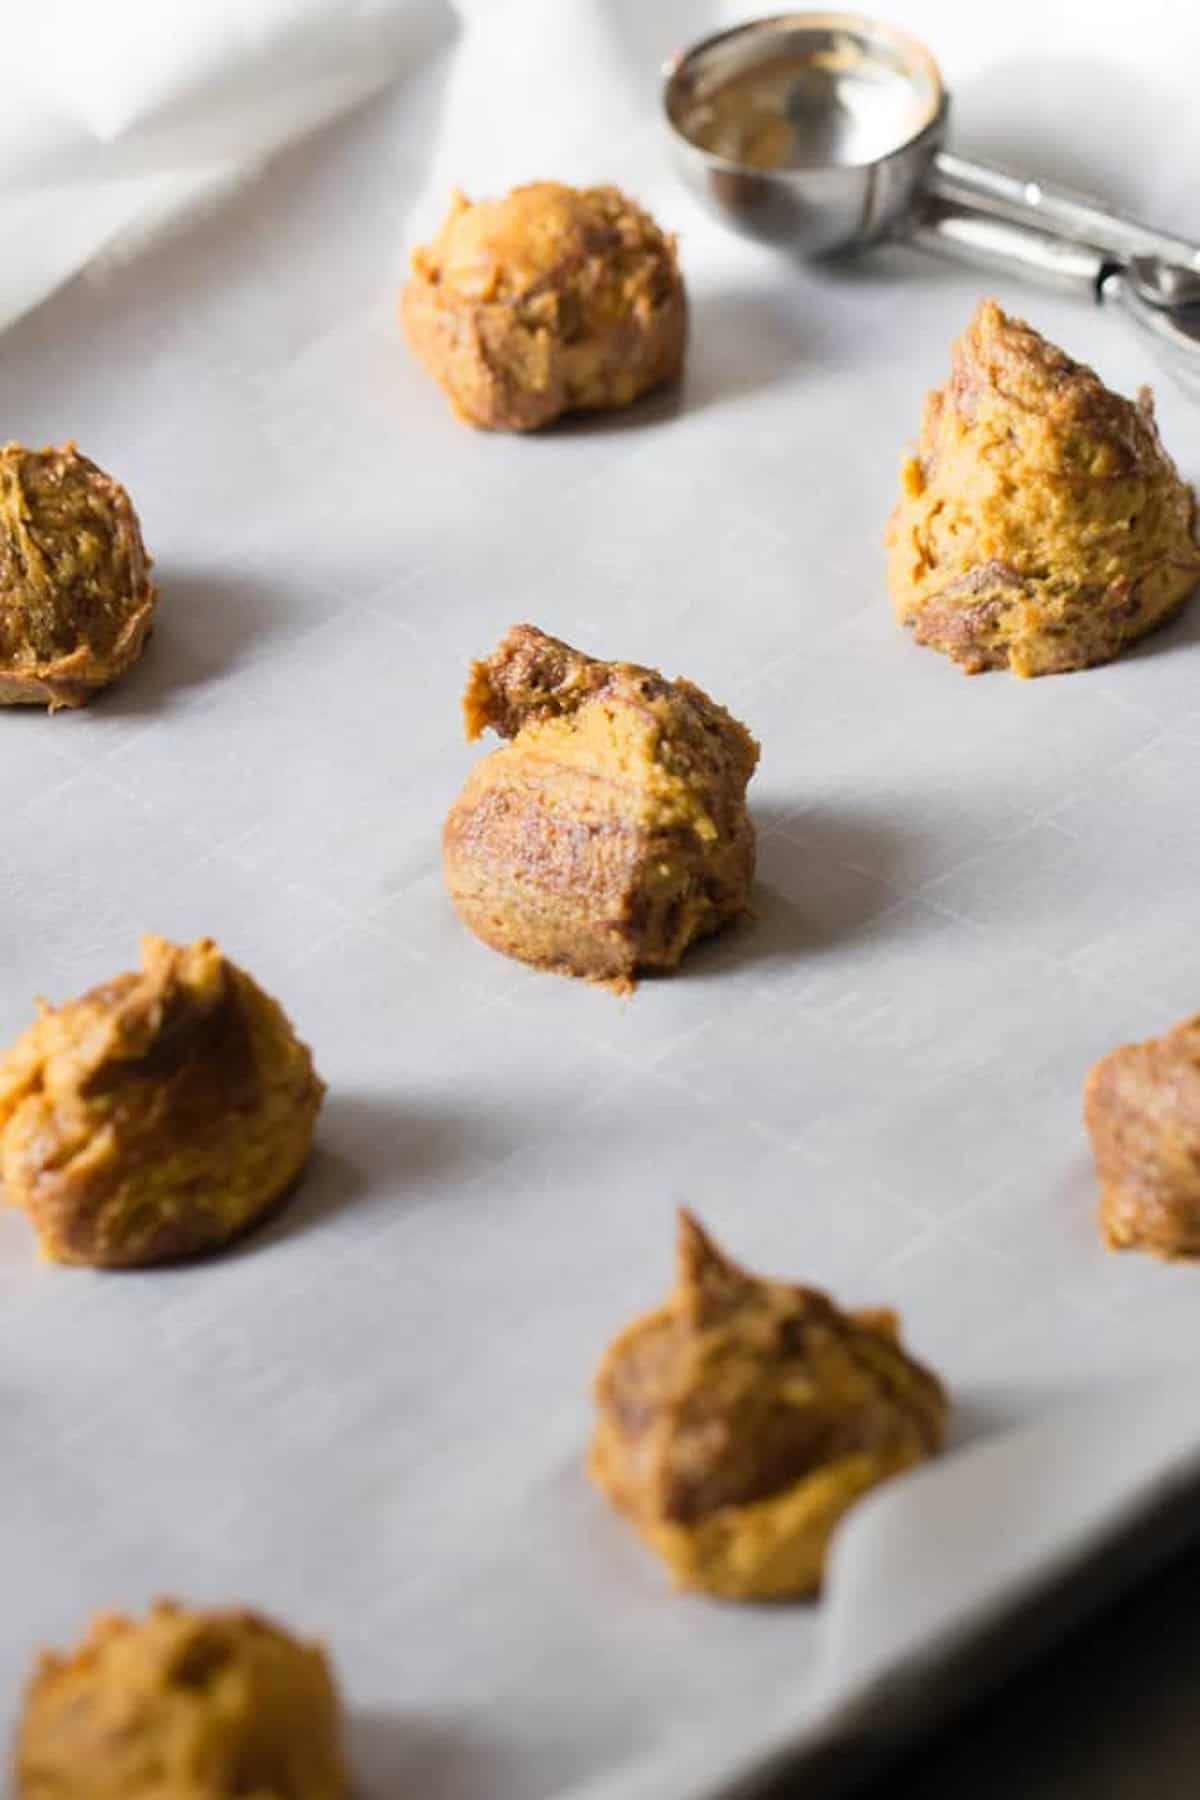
[443,625,759,984]
[885,299,1200,676]
[0,441,157,708]
[589,1211,947,1600]
[0,935,324,1267]
[401,182,687,430]
[14,1599,346,1800]
[1085,1012,1200,1258]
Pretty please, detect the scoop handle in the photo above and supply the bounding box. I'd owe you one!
[905,200,1200,405]
[926,151,1200,275]
[906,199,1110,301]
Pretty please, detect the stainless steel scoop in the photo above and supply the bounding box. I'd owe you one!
[662,12,1200,394]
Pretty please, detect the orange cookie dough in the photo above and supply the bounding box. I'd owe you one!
[0,441,157,708]
[589,1211,947,1600]
[885,299,1200,676]
[0,936,324,1267]
[14,1599,346,1800]
[443,625,759,985]
[401,182,687,430]
[1085,1011,1200,1258]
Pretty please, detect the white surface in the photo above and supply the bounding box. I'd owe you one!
[3,2,1200,1794]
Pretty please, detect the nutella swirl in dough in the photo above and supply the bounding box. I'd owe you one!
[0,936,324,1267]
[0,441,157,708]
[401,182,687,431]
[590,1211,947,1601]
[442,625,759,985]
[886,300,1200,676]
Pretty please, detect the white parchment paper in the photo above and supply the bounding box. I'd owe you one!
[3,3,1200,1794]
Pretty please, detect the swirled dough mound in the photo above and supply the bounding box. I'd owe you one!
[401,182,687,430]
[14,1599,346,1800]
[0,441,157,707]
[443,625,759,984]
[589,1211,947,1600]
[885,300,1200,676]
[1086,1012,1200,1258]
[0,936,324,1267]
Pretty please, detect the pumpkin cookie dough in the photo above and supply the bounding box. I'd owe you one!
[0,441,157,707]
[443,625,759,984]
[1085,1011,1200,1258]
[885,299,1200,676]
[589,1211,947,1600]
[401,182,687,430]
[14,1599,346,1800]
[0,936,323,1267]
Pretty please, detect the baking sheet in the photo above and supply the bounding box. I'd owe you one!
[4,2,1200,1793]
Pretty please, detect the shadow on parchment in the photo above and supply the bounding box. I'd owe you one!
[349,1714,507,1800]
[657,802,938,986]
[234,1089,489,1259]
[545,284,818,439]
[349,1708,623,1800]
[80,568,306,719]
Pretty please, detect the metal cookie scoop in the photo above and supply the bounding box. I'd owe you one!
[662,12,1200,395]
